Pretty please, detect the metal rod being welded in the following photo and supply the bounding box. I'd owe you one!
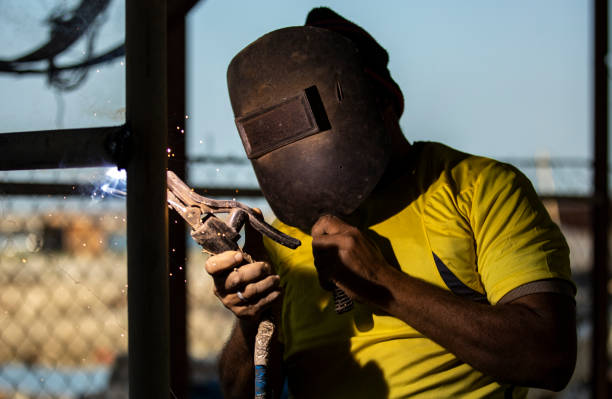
[0,126,124,171]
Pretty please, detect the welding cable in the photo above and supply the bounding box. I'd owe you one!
[254,315,275,398]
[236,250,275,399]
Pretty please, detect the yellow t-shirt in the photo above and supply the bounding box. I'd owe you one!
[263,142,572,399]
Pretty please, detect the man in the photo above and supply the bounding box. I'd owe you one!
[205,7,576,398]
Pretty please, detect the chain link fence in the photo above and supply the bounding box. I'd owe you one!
[0,200,128,398]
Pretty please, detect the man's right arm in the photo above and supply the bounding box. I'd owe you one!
[218,320,257,398]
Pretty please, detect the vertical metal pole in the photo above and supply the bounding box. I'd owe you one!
[125,1,169,398]
[592,1,609,398]
[168,8,189,399]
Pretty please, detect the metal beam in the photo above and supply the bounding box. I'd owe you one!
[592,0,609,398]
[0,183,95,196]
[167,4,189,397]
[125,1,169,398]
[168,0,202,28]
[0,126,125,170]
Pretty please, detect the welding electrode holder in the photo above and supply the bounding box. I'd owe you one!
[197,210,276,399]
[194,209,276,399]
[181,207,277,399]
[165,171,301,399]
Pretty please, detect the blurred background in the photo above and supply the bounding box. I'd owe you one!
[0,0,606,398]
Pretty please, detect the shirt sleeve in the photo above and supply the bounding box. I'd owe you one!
[469,161,574,304]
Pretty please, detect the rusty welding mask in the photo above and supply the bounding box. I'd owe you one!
[227,26,391,232]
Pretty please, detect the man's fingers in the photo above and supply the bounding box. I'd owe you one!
[311,214,339,236]
[205,251,243,275]
[203,247,281,320]
[312,233,343,291]
[233,290,281,319]
[223,275,281,308]
[312,232,351,251]
[240,275,281,302]
[311,214,351,237]
[224,261,273,291]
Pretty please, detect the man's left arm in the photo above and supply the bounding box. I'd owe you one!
[311,214,576,391]
[378,264,575,391]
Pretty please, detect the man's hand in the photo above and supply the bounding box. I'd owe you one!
[311,214,394,306]
[205,209,281,321]
[205,251,281,320]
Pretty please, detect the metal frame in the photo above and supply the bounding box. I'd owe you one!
[124,0,169,397]
[0,1,221,397]
[167,4,189,396]
[0,1,173,397]
[0,126,125,170]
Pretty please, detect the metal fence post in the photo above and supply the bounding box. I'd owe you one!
[168,4,188,398]
[125,0,170,398]
[592,0,609,398]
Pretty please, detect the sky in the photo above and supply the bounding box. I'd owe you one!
[0,0,126,133]
[187,0,591,160]
[0,0,594,189]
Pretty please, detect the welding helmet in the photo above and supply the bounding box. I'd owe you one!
[227,14,400,232]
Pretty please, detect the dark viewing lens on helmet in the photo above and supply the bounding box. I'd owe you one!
[235,86,330,159]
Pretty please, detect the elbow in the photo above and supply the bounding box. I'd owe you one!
[544,352,576,391]
[539,368,574,392]
[505,323,577,391]
[539,364,575,392]
[533,337,577,391]
[507,293,577,392]
[502,348,576,392]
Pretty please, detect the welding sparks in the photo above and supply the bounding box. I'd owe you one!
[106,167,126,181]
[93,167,127,199]
[100,183,127,198]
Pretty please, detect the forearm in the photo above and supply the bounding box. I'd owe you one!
[218,319,285,398]
[374,267,576,390]
[219,320,257,398]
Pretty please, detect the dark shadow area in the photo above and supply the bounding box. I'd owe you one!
[355,141,469,228]
[282,265,390,399]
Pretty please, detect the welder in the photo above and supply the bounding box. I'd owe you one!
[204,7,576,399]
